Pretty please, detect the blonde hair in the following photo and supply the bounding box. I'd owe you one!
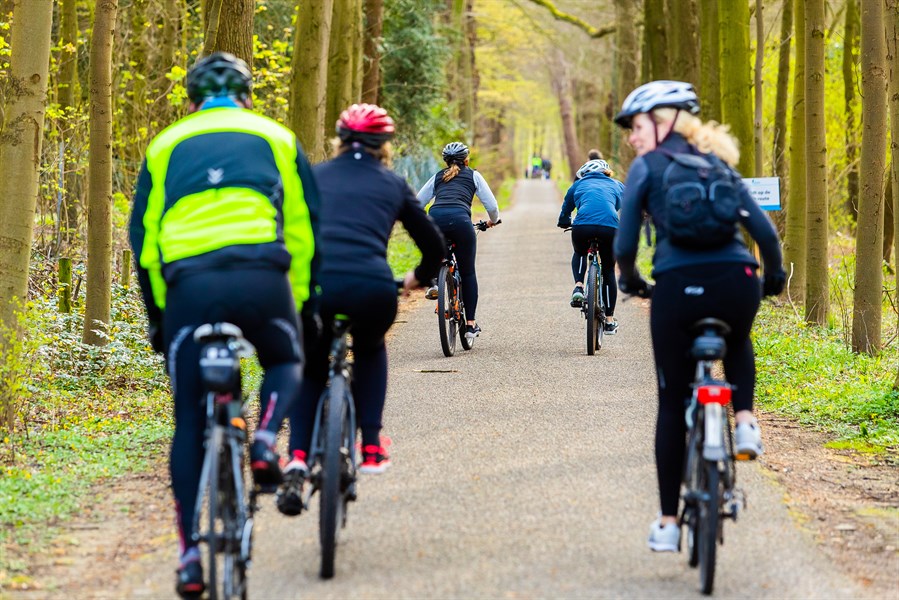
[651,108,740,168]
[441,157,468,182]
[332,138,393,166]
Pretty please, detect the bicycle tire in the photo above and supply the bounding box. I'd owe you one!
[437,264,457,357]
[225,436,249,600]
[219,444,238,600]
[698,459,721,595]
[585,260,601,355]
[319,379,348,579]
[205,428,222,600]
[684,425,703,568]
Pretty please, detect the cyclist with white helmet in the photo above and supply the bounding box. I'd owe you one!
[417,142,500,339]
[612,80,785,552]
[557,158,625,333]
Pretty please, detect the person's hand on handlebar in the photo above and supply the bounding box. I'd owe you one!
[487,218,501,228]
[619,277,653,299]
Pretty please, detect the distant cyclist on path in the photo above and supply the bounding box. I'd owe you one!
[129,52,319,597]
[612,80,786,553]
[417,142,500,340]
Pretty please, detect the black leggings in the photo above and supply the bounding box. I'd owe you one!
[163,267,302,554]
[288,276,398,454]
[571,224,617,317]
[650,263,761,516]
[429,207,480,320]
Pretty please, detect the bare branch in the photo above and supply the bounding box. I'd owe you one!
[523,0,615,39]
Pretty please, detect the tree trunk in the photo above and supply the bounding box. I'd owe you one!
[291,0,333,163]
[203,0,254,67]
[699,0,720,122]
[361,0,384,104]
[614,0,637,171]
[804,0,829,326]
[772,0,792,180]
[884,170,894,264]
[551,60,580,178]
[351,0,364,103]
[851,0,887,353]
[843,0,860,220]
[462,0,478,139]
[326,0,355,136]
[668,0,699,85]
[719,0,754,178]
[59,0,81,244]
[82,0,118,346]
[784,0,807,302]
[753,0,764,176]
[0,0,54,333]
[645,0,668,80]
[575,79,601,156]
[890,0,899,386]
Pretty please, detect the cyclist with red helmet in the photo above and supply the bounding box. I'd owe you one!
[416,142,500,339]
[277,104,444,514]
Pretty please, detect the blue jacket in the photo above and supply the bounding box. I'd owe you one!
[558,172,625,228]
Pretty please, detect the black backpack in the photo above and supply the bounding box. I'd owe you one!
[646,148,743,249]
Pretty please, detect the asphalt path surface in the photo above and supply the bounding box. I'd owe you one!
[127,179,864,598]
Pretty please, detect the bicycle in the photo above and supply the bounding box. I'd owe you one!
[564,231,606,355]
[680,318,744,595]
[436,219,500,357]
[191,322,258,600]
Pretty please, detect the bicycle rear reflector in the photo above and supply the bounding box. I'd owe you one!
[696,384,731,405]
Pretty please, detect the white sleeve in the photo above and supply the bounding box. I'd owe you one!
[473,171,500,222]
[416,175,437,208]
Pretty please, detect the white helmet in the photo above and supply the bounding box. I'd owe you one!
[614,80,700,128]
[576,159,611,179]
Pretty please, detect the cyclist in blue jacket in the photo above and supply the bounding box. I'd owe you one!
[557,159,625,334]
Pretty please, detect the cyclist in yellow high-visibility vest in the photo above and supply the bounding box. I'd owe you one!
[128,52,319,598]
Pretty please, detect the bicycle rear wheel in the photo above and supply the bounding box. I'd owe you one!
[585,261,601,355]
[203,429,223,600]
[437,264,457,357]
[319,378,349,579]
[683,426,703,568]
[698,459,721,595]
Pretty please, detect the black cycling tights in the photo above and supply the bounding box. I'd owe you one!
[163,267,302,555]
[429,207,480,321]
[650,262,760,517]
[288,276,398,455]
[570,224,617,317]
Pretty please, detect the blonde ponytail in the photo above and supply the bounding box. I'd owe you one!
[652,108,740,168]
[442,163,461,182]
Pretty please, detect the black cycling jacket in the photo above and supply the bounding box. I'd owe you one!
[614,133,783,284]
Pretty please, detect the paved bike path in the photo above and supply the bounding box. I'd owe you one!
[129,179,863,598]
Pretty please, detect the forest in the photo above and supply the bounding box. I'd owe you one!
[0,0,897,591]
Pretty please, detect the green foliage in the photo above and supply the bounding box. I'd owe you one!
[381,0,460,150]
[754,302,899,451]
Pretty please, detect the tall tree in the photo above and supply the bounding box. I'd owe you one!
[291,0,333,163]
[753,0,764,176]
[203,0,254,66]
[784,0,807,301]
[551,55,580,177]
[890,0,899,386]
[804,0,829,326]
[645,0,669,80]
[0,0,54,430]
[843,0,860,220]
[326,0,355,134]
[351,0,364,102]
[772,0,792,180]
[719,0,754,177]
[668,0,699,85]
[699,0,720,122]
[614,0,637,170]
[58,0,81,242]
[851,0,888,353]
[361,0,384,104]
[82,0,119,346]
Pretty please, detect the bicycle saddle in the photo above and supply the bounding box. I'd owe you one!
[690,318,731,361]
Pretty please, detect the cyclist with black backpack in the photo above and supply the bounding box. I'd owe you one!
[612,81,786,553]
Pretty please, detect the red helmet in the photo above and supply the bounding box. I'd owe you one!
[336,103,395,147]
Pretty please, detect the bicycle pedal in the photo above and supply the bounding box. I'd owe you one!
[735,452,755,461]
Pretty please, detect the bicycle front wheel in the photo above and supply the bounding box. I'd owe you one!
[698,459,721,595]
[319,378,349,579]
[437,264,457,357]
[585,261,601,354]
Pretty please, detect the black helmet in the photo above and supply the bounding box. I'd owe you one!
[442,141,469,164]
[613,80,700,128]
[186,52,253,103]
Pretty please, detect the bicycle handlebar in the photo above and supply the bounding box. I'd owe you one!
[474,219,501,231]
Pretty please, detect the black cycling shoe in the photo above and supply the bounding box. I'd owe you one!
[570,286,585,308]
[176,559,205,598]
[250,439,283,488]
[276,455,308,516]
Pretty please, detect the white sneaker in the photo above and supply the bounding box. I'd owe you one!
[648,517,680,552]
[734,419,763,459]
